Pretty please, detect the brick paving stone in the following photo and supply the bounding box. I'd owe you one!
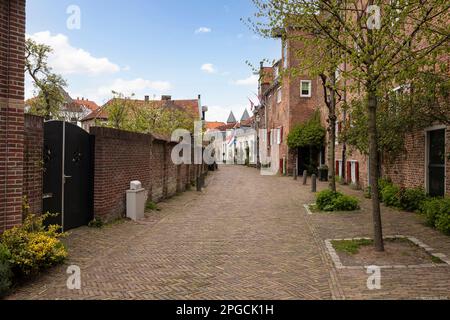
[6,166,450,300]
[7,166,332,300]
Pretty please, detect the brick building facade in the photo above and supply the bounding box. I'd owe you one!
[0,0,26,232]
[256,27,448,197]
[255,32,325,176]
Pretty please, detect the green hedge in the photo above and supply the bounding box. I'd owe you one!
[377,178,449,236]
[421,198,450,235]
[0,243,12,297]
[316,190,359,212]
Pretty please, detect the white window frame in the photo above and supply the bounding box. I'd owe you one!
[277,87,282,103]
[274,65,279,80]
[300,80,312,98]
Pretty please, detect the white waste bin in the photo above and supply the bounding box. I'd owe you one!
[126,181,147,221]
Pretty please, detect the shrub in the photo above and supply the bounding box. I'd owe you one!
[421,197,450,234]
[316,190,359,212]
[436,210,450,235]
[381,184,401,208]
[421,198,444,227]
[316,190,337,211]
[0,243,12,297]
[88,217,104,228]
[364,186,372,199]
[399,187,427,212]
[378,178,393,192]
[1,214,67,276]
[332,194,360,211]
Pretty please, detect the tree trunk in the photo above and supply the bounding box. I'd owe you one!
[367,88,384,252]
[328,73,337,192]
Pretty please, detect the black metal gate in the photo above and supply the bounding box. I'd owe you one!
[43,121,94,231]
[428,129,445,197]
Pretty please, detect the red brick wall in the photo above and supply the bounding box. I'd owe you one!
[0,0,26,233]
[151,140,165,202]
[90,127,202,221]
[23,114,43,215]
[383,126,450,196]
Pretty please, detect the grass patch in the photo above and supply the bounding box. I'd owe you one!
[332,239,374,255]
[146,200,161,211]
[431,255,445,264]
[88,217,104,228]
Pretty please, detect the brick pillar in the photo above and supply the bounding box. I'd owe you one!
[0,0,26,232]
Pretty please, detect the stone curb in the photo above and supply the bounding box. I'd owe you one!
[325,236,450,270]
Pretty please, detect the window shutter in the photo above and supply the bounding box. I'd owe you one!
[335,161,339,176]
[280,127,283,143]
[355,162,360,183]
[346,161,352,184]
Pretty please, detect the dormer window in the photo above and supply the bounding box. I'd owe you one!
[300,80,312,98]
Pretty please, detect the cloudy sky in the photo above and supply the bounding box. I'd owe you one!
[26,0,280,122]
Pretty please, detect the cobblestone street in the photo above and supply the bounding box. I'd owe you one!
[7,166,450,300]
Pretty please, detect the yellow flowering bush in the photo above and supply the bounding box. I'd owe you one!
[0,214,67,276]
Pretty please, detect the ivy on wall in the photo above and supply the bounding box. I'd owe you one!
[287,110,326,149]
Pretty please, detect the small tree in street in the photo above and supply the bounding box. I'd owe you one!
[250,0,449,251]
[25,39,67,120]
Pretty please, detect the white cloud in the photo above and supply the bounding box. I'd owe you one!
[195,27,212,34]
[27,31,120,76]
[233,74,259,86]
[93,78,172,103]
[201,63,216,74]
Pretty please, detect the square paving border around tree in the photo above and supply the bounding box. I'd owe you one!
[325,236,450,270]
[303,203,363,215]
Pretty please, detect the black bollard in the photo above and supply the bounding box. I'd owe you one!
[311,174,317,193]
[293,168,298,180]
[196,176,202,192]
[302,170,308,185]
[201,173,206,188]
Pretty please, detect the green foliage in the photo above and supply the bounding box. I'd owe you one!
[332,239,373,255]
[400,188,427,212]
[436,211,450,236]
[421,198,450,235]
[380,185,402,208]
[378,178,393,194]
[316,190,359,212]
[25,39,67,119]
[0,243,12,297]
[145,201,160,212]
[103,92,196,136]
[379,179,428,213]
[88,217,104,229]
[316,190,336,210]
[287,111,325,149]
[0,214,67,276]
[364,186,372,199]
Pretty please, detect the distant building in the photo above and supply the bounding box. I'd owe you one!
[25,88,99,127]
[81,95,202,133]
[209,110,256,165]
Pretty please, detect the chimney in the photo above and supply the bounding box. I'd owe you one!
[144,95,149,102]
[161,95,172,101]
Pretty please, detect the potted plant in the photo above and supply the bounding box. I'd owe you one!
[318,164,329,182]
